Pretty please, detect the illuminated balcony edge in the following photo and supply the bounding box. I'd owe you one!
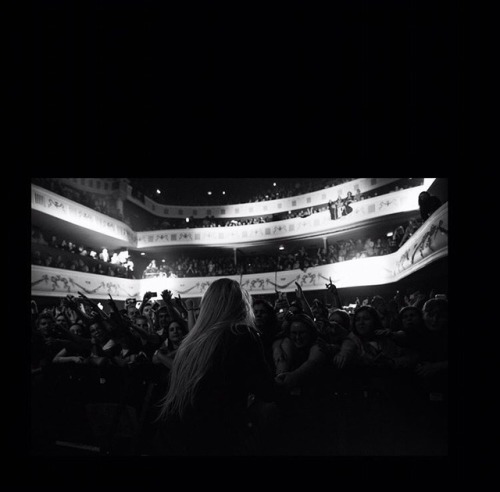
[32,183,429,249]
[31,202,447,300]
[126,178,406,219]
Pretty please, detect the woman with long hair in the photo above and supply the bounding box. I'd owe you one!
[155,278,283,455]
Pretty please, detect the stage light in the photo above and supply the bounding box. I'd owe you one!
[156,189,161,194]
[273,182,276,186]
[208,191,212,195]
[186,217,190,222]
[279,245,285,250]
[141,252,146,256]
[386,231,393,237]
[162,259,166,262]
[222,191,226,195]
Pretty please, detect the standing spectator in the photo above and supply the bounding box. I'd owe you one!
[252,298,281,372]
[273,313,328,392]
[152,319,189,371]
[418,191,442,222]
[414,298,448,396]
[155,278,284,456]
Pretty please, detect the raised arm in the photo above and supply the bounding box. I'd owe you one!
[294,282,314,319]
[325,278,343,309]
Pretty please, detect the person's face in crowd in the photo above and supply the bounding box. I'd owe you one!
[55,314,68,330]
[134,317,149,331]
[168,321,186,346]
[69,324,84,337]
[328,312,346,329]
[37,317,54,337]
[90,323,108,345]
[127,305,138,319]
[401,309,421,331]
[354,310,376,337]
[290,321,312,349]
[253,304,270,328]
[142,304,152,318]
[423,306,448,332]
[158,310,170,330]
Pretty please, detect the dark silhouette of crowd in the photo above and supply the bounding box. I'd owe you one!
[31,278,448,456]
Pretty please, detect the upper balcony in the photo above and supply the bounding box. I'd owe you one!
[31,179,434,250]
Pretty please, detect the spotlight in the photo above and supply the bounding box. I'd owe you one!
[141,252,146,256]
[162,259,166,262]
[273,182,277,186]
[156,189,161,194]
[222,191,226,195]
[186,217,190,222]
[208,191,212,195]
[386,232,393,237]
[279,245,285,250]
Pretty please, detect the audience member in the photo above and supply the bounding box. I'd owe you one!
[154,278,285,455]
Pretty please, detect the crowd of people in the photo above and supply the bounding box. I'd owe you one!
[31,178,127,223]
[32,213,421,281]
[32,178,426,234]
[31,226,135,279]
[140,221,417,279]
[31,278,448,456]
[137,178,424,232]
[131,178,358,207]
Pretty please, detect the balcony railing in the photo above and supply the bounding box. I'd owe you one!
[33,183,429,249]
[31,201,447,300]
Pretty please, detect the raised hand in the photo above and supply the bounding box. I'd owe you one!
[325,277,338,293]
[161,289,173,302]
[294,282,304,299]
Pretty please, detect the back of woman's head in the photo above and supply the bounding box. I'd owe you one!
[158,278,254,419]
[195,278,254,333]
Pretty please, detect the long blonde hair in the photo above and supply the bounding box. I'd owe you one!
[158,278,255,420]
